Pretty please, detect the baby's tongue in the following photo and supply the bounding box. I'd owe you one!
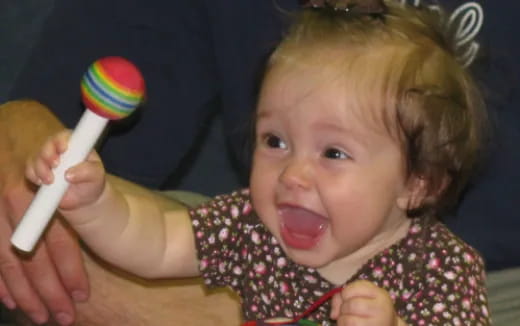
[281,206,327,238]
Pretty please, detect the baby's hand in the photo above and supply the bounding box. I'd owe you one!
[25,130,106,211]
[330,280,405,326]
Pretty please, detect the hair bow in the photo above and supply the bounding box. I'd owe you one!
[301,0,387,15]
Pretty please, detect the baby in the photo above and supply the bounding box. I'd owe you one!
[26,1,491,325]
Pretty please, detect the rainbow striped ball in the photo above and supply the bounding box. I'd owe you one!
[81,56,145,120]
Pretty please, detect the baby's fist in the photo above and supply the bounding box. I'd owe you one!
[25,129,105,211]
[330,280,403,326]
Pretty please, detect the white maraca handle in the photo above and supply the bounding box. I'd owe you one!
[11,111,108,252]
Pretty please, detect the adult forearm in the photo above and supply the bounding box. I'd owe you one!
[76,250,241,326]
[4,248,242,326]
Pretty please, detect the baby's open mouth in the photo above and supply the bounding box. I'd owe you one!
[278,204,328,250]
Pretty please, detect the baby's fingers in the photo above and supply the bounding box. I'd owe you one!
[65,159,104,184]
[25,153,55,186]
[25,156,41,186]
[60,158,105,210]
[40,131,71,168]
[32,155,55,185]
[25,131,71,185]
[330,292,342,320]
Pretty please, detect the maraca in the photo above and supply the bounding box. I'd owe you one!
[11,56,145,252]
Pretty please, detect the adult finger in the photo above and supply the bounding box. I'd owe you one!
[20,239,77,325]
[4,181,77,325]
[0,275,16,310]
[0,207,49,324]
[45,217,90,304]
[0,214,16,312]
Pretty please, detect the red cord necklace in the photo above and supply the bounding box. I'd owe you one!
[241,286,342,325]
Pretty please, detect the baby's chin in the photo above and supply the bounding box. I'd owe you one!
[276,236,335,269]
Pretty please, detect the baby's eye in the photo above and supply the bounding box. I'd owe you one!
[263,134,288,149]
[323,147,349,160]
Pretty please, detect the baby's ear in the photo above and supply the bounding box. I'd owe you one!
[396,175,428,211]
[396,174,451,212]
[397,174,451,211]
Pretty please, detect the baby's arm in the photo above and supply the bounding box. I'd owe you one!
[69,175,199,278]
[26,132,199,279]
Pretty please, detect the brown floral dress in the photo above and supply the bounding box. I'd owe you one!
[190,189,491,325]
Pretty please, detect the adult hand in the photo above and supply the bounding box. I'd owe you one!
[0,100,90,325]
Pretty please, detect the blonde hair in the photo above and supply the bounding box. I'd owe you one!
[264,2,488,217]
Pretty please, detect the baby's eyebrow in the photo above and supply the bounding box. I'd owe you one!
[312,121,372,147]
[312,121,347,133]
[256,110,273,120]
[312,121,361,138]
[255,110,279,126]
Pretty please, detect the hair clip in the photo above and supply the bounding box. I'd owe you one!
[301,0,387,15]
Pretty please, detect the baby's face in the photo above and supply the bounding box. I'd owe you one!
[250,63,412,270]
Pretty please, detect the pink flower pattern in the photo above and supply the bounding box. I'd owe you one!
[190,190,491,325]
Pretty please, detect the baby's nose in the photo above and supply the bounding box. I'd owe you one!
[279,158,313,190]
